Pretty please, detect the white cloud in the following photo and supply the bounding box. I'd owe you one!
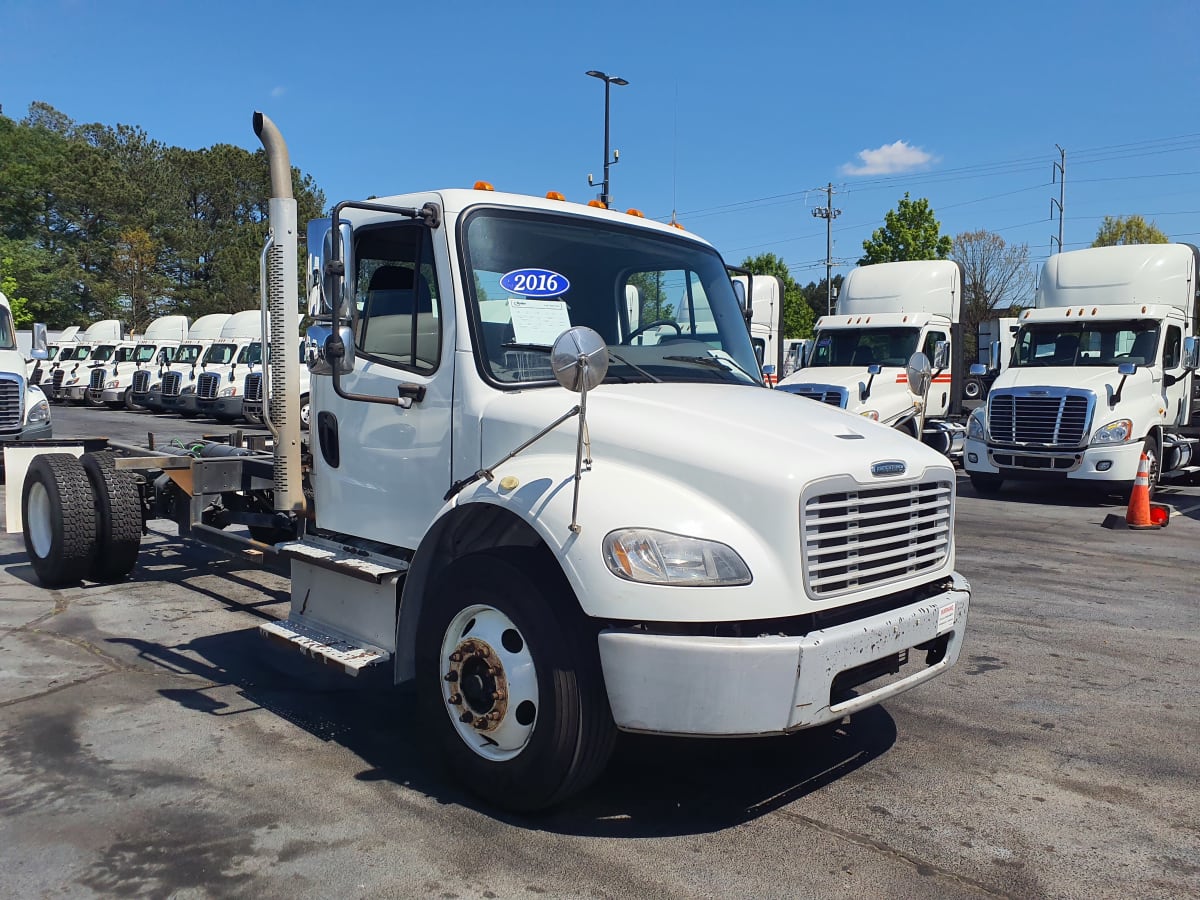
[841,140,937,176]
[271,86,287,98]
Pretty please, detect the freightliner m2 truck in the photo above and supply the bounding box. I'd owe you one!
[964,243,1200,494]
[13,113,971,811]
[777,260,968,456]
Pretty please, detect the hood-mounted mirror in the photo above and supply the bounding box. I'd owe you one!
[552,326,609,391]
[906,351,933,399]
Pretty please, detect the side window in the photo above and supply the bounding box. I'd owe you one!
[354,225,442,373]
[922,331,947,360]
[1164,325,1182,369]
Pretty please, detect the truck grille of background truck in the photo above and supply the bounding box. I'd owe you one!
[197,372,220,400]
[802,479,953,598]
[244,372,262,402]
[0,376,22,430]
[988,392,1091,447]
[88,368,106,395]
[791,386,847,407]
[132,370,150,394]
[161,371,182,397]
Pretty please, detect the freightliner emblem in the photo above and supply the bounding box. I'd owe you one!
[871,460,907,477]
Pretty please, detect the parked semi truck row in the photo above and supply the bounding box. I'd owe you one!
[11,112,971,811]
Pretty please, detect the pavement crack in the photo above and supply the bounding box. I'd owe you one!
[772,808,1014,899]
[0,669,115,709]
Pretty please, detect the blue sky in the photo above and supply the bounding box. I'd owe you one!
[3,0,1199,289]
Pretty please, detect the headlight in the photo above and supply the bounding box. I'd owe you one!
[219,386,238,397]
[1091,419,1134,444]
[859,410,880,421]
[105,379,119,390]
[603,529,752,586]
[967,408,986,440]
[27,398,50,425]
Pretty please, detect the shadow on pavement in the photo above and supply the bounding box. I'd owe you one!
[108,627,897,837]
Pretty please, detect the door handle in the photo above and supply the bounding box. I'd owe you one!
[397,382,427,409]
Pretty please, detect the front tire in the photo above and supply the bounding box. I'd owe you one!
[22,454,97,586]
[299,393,311,431]
[415,550,616,811]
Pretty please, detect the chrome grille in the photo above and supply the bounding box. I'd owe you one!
[89,368,106,392]
[161,371,182,397]
[132,370,150,394]
[0,377,22,430]
[52,369,65,390]
[988,392,1091,446]
[244,372,263,401]
[793,388,844,407]
[802,479,953,598]
[197,372,220,400]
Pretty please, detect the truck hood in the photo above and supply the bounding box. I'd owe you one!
[993,366,1157,395]
[778,366,924,421]
[481,382,952,493]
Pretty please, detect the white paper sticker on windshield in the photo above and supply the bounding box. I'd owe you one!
[509,298,572,347]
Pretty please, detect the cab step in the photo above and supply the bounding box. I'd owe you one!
[259,617,391,675]
[276,538,409,584]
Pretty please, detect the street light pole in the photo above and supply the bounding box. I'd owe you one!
[585,70,628,208]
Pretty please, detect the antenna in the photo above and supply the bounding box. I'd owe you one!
[671,82,679,224]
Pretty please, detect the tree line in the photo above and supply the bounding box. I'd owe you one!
[741,192,1171,350]
[0,102,325,332]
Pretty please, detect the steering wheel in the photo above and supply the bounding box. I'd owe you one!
[626,320,682,342]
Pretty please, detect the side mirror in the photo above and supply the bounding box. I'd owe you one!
[969,363,987,376]
[731,279,747,312]
[306,323,354,375]
[989,339,1002,373]
[932,340,950,370]
[30,323,48,360]
[1183,335,1200,371]
[1116,361,1137,377]
[551,327,609,391]
[905,351,933,398]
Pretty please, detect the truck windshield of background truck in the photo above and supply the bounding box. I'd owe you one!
[0,307,15,350]
[133,344,161,363]
[90,344,117,363]
[808,327,920,367]
[237,342,262,366]
[63,345,92,361]
[202,343,237,365]
[173,345,201,365]
[1013,321,1160,367]
[460,209,761,387]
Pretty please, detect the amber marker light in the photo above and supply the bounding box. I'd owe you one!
[473,181,494,191]
[545,191,566,201]
[626,208,644,217]
[588,199,607,208]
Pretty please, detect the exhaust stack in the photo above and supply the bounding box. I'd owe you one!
[253,112,304,513]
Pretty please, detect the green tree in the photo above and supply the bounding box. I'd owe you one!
[859,193,952,265]
[739,252,814,339]
[1091,215,1169,247]
[0,257,34,327]
[800,274,844,320]
[628,271,675,322]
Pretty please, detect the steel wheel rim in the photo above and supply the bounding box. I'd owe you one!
[27,481,53,559]
[440,603,538,761]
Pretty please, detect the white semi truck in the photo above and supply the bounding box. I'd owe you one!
[0,292,52,468]
[135,313,231,412]
[777,260,968,456]
[90,315,190,409]
[730,272,785,384]
[161,311,260,417]
[964,243,1200,494]
[12,113,971,811]
[47,319,123,402]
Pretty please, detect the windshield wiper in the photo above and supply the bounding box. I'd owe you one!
[663,354,762,384]
[606,350,662,383]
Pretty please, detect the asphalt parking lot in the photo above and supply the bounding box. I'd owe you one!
[1,405,1197,899]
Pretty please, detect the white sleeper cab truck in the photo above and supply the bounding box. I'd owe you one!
[92,315,190,409]
[138,313,230,411]
[0,293,52,464]
[162,310,259,417]
[199,338,262,422]
[28,324,80,387]
[731,273,785,384]
[778,260,968,456]
[50,319,123,403]
[243,341,311,428]
[13,113,970,811]
[964,243,1200,494]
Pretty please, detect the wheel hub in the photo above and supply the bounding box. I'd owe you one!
[446,639,509,729]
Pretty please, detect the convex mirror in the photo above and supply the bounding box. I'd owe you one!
[552,327,609,392]
[906,351,932,398]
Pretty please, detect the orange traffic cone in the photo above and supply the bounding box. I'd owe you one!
[1125,451,1163,529]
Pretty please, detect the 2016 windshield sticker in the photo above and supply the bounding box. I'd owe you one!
[500,268,570,298]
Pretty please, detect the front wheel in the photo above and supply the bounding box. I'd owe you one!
[299,393,311,431]
[415,551,615,811]
[969,473,1004,495]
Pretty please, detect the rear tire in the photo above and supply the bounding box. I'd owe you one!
[80,452,142,583]
[969,473,1004,495]
[22,454,97,587]
[416,550,616,811]
[963,376,986,402]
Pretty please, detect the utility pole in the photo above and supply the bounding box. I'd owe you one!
[585,70,628,209]
[811,183,842,314]
[1050,145,1066,252]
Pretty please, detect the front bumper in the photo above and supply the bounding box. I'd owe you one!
[161,392,198,413]
[63,385,87,402]
[0,422,56,460]
[964,437,1143,482]
[597,573,970,736]
[134,389,162,410]
[199,396,244,419]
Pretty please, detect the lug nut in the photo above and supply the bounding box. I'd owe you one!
[447,693,462,705]
[461,642,476,654]
[486,666,499,677]
[443,671,458,683]
[487,711,501,721]
[459,711,473,723]
[473,717,488,729]
[476,646,491,658]
[492,691,505,701]
[448,652,463,663]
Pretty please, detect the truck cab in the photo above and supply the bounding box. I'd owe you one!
[137,313,230,412]
[93,315,190,409]
[54,320,124,404]
[162,311,259,417]
[243,341,311,428]
[200,339,262,422]
[964,244,1200,493]
[777,261,965,456]
[0,291,52,457]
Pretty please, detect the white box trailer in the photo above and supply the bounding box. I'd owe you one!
[11,112,971,811]
[965,243,1200,493]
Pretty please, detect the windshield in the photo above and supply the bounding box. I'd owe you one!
[1014,321,1160,368]
[0,308,15,350]
[90,344,116,363]
[807,327,920,367]
[461,209,761,386]
[45,346,61,362]
[203,343,237,365]
[174,344,201,365]
[133,344,159,363]
[113,346,134,363]
[237,342,262,365]
[64,344,92,361]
